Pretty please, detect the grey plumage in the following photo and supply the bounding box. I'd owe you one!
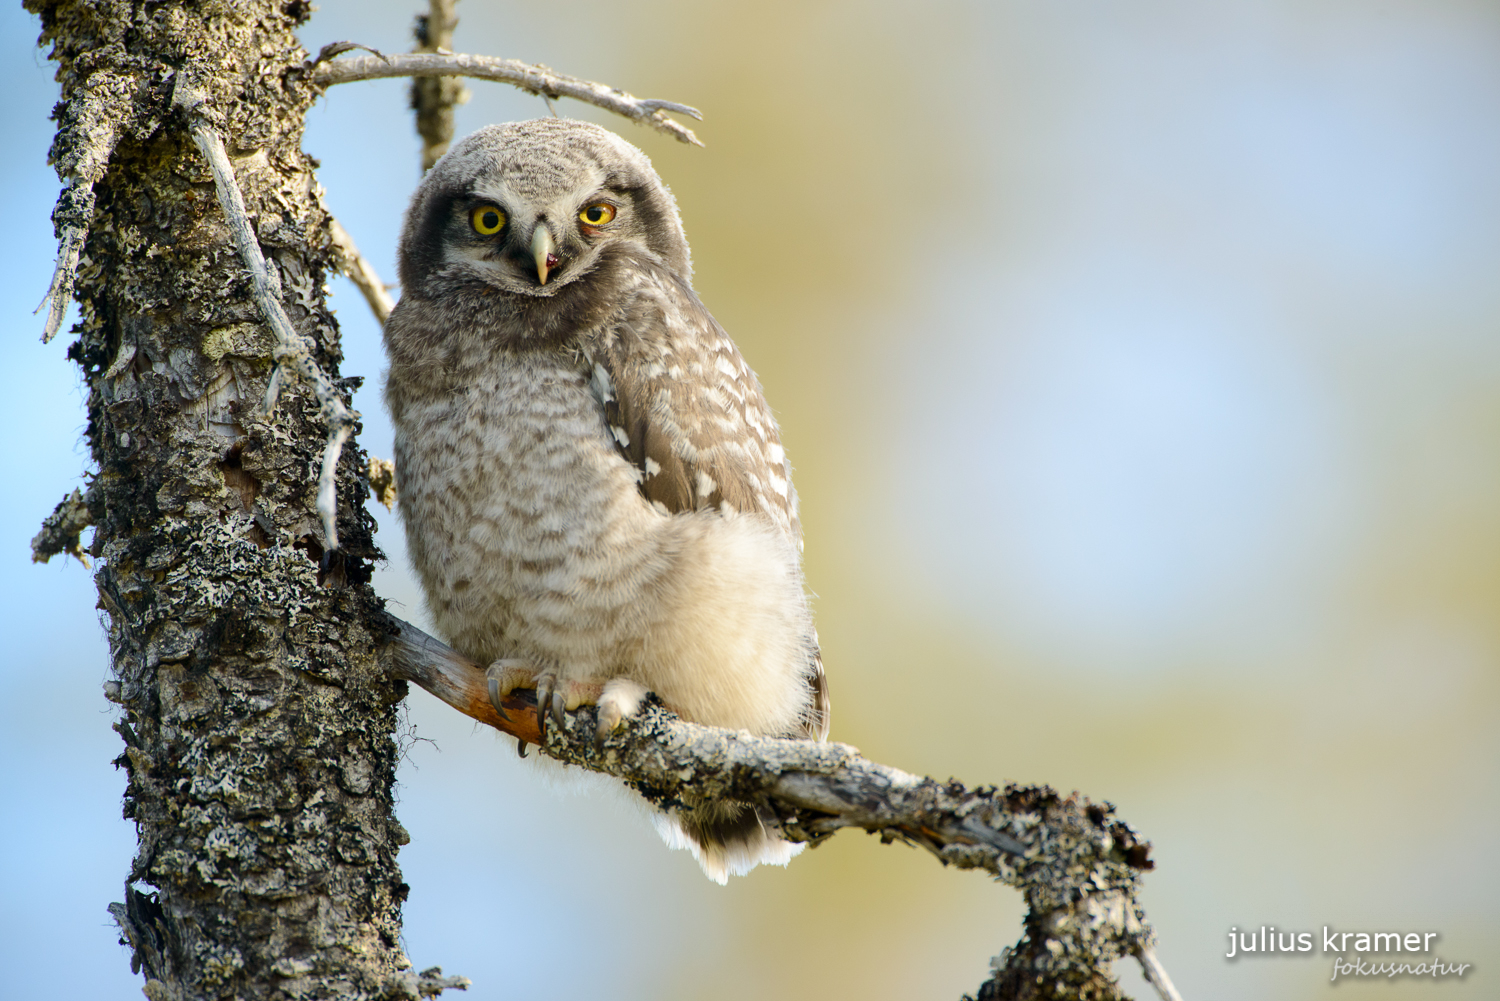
[383,119,828,882]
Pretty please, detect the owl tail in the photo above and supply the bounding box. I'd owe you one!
[652,801,803,884]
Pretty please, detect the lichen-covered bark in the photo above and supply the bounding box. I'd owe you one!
[26,2,428,997]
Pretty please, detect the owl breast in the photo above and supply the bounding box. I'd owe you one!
[393,349,654,668]
[392,344,814,737]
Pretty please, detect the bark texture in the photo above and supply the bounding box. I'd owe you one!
[27,2,440,998]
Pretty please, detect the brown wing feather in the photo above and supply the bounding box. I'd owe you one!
[585,258,827,739]
[590,264,799,535]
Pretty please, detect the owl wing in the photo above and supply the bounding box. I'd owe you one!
[586,262,830,740]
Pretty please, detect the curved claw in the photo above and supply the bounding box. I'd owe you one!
[535,675,555,743]
[595,702,621,747]
[516,738,528,759]
[485,674,512,723]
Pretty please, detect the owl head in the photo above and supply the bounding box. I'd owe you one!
[396,118,692,302]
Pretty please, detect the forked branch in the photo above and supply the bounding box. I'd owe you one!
[378,613,1183,1001]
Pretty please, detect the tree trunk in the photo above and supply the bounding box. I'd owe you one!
[27,2,426,997]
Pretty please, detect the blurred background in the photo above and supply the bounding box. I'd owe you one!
[3,1,1497,998]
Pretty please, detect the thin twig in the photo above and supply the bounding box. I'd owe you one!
[310,53,704,146]
[379,612,1178,999]
[328,217,395,324]
[175,81,357,550]
[1138,946,1186,1001]
[307,40,390,67]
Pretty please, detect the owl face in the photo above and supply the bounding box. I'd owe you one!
[397,119,692,303]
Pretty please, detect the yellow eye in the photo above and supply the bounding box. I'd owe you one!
[470,204,506,235]
[579,203,616,226]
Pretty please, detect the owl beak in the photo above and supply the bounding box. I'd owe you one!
[531,225,559,285]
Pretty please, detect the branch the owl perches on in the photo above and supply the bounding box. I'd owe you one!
[381,613,1185,1001]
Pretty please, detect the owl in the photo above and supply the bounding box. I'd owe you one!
[383,119,829,883]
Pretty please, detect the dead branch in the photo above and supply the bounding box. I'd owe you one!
[37,218,87,343]
[379,613,1183,1001]
[309,53,703,146]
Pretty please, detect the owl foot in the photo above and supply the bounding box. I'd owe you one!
[535,673,615,742]
[595,678,649,745]
[487,661,639,745]
[485,659,538,723]
[505,668,605,744]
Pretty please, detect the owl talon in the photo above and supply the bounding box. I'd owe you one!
[529,673,596,743]
[486,659,541,722]
[485,674,512,723]
[535,674,556,743]
[594,703,620,746]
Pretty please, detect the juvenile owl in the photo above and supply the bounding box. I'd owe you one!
[383,119,829,882]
